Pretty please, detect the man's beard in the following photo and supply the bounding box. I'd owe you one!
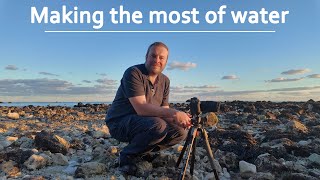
[145,63,164,75]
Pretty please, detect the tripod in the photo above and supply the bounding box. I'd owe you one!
[176,115,220,180]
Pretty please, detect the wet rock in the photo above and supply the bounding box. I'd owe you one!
[35,130,69,154]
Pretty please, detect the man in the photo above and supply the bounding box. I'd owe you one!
[105,42,191,175]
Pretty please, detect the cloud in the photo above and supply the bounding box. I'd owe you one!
[281,69,311,75]
[265,77,303,83]
[184,85,219,89]
[221,75,238,80]
[0,78,117,96]
[82,80,92,83]
[307,74,320,78]
[268,86,320,92]
[181,85,320,102]
[167,61,197,71]
[39,72,59,77]
[5,65,18,70]
[170,85,219,96]
[96,73,107,76]
[96,78,117,85]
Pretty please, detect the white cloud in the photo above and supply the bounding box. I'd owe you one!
[0,78,117,96]
[39,72,59,76]
[281,69,311,75]
[182,86,320,102]
[221,75,238,80]
[307,74,320,78]
[82,80,92,83]
[183,85,219,89]
[167,61,197,71]
[265,77,303,83]
[96,73,107,76]
[96,78,117,85]
[5,65,18,70]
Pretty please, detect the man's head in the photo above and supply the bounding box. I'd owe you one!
[145,42,169,76]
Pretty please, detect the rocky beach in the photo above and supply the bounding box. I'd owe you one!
[1,100,320,180]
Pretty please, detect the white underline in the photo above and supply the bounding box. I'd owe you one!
[45,30,276,33]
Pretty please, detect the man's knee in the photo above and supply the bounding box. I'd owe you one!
[145,117,168,137]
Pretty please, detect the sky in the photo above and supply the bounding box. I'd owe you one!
[0,0,320,102]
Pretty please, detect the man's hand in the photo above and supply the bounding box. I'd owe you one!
[173,111,191,128]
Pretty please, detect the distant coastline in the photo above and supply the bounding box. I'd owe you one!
[0,102,111,107]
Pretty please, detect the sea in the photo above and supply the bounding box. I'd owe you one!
[0,102,112,107]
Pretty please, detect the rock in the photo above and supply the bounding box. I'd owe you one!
[0,160,21,178]
[308,153,320,165]
[15,137,34,149]
[7,112,20,120]
[136,161,153,177]
[309,168,320,177]
[1,148,34,166]
[63,160,79,175]
[75,162,107,178]
[265,112,277,120]
[35,130,70,154]
[249,172,275,180]
[215,150,238,170]
[108,146,118,154]
[24,154,47,170]
[204,172,219,180]
[52,153,69,165]
[239,160,257,173]
[0,136,13,149]
[281,173,318,180]
[286,120,308,133]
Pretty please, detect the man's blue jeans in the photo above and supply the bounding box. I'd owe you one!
[106,114,188,157]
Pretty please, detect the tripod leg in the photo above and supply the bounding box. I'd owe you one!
[201,128,220,180]
[178,128,197,180]
[176,127,193,168]
[190,131,198,175]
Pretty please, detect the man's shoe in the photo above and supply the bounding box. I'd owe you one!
[119,153,137,175]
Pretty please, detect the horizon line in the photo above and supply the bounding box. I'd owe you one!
[45,30,276,33]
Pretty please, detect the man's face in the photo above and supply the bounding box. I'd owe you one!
[145,45,168,76]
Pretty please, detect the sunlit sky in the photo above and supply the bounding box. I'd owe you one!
[0,0,320,102]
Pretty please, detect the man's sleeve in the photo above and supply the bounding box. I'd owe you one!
[122,67,145,98]
[161,77,170,106]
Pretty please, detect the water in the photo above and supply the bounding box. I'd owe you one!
[0,102,111,107]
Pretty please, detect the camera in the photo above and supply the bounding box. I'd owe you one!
[186,97,220,127]
[187,97,220,115]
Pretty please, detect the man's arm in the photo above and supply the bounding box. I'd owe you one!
[129,95,191,128]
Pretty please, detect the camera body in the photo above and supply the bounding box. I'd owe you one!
[188,97,220,127]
